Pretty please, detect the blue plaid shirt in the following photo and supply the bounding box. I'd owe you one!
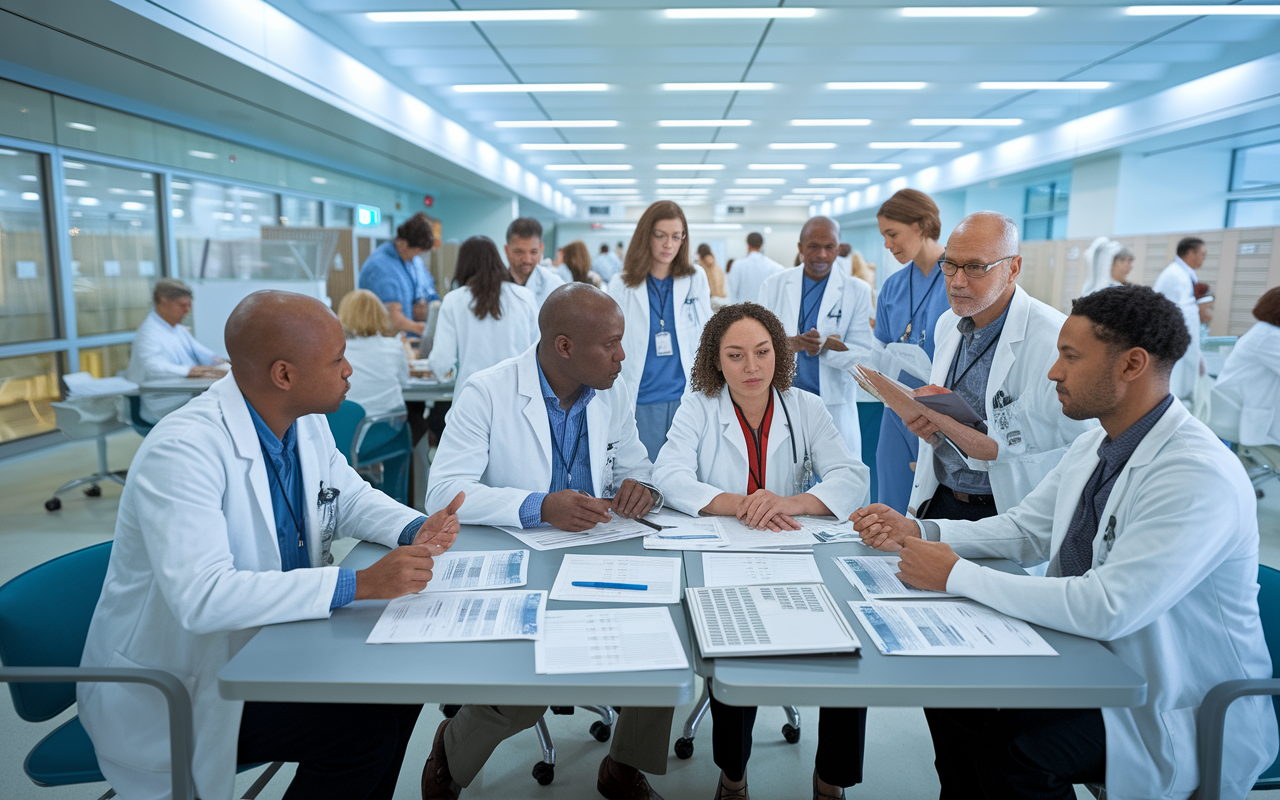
[517,357,596,527]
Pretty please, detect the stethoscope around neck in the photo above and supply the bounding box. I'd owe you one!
[734,388,815,494]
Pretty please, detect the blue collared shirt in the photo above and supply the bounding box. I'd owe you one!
[637,275,686,405]
[358,240,439,315]
[518,356,596,527]
[873,259,951,360]
[794,273,828,395]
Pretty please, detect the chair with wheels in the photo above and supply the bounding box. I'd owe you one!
[672,681,802,760]
[1239,445,1280,500]
[325,400,413,505]
[44,400,129,512]
[438,703,618,786]
[0,542,281,800]
[125,395,155,438]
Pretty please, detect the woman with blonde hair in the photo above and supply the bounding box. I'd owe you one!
[557,239,603,287]
[608,201,713,459]
[337,288,410,420]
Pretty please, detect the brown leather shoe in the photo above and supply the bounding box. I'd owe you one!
[421,719,461,800]
[813,770,845,800]
[597,754,665,800]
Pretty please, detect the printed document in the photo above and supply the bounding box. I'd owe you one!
[685,583,861,657]
[701,553,824,587]
[534,607,690,675]
[850,600,1058,656]
[367,590,546,643]
[642,511,730,550]
[834,555,960,600]
[421,550,528,593]
[497,513,653,551]
[549,554,683,604]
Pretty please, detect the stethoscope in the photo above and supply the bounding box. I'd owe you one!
[736,388,814,493]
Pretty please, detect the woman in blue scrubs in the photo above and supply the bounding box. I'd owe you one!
[872,189,951,512]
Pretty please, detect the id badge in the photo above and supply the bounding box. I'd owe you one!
[654,330,674,357]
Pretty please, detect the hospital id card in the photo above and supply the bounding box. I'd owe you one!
[654,330,674,357]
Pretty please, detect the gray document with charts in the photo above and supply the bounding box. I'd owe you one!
[685,583,861,657]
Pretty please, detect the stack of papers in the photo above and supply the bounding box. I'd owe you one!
[642,511,729,550]
[685,583,860,657]
[849,600,1058,656]
[422,550,528,593]
[833,555,960,600]
[534,607,689,674]
[550,554,683,604]
[498,513,655,551]
[701,553,824,587]
[63,371,138,397]
[367,590,546,644]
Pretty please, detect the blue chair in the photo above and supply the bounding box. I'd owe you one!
[325,400,412,506]
[1197,564,1280,799]
[126,395,155,438]
[0,542,280,800]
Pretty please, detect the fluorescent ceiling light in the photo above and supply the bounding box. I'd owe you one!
[901,7,1038,17]
[663,82,774,91]
[790,119,871,126]
[310,176,328,184]
[657,178,717,184]
[572,189,639,194]
[769,143,836,150]
[20,191,39,199]
[495,120,618,128]
[658,143,739,150]
[749,164,806,170]
[659,119,752,127]
[120,201,147,211]
[520,143,625,150]
[790,188,842,194]
[188,150,217,159]
[63,161,87,169]
[911,118,1022,126]
[736,178,787,184]
[809,178,871,185]
[868,142,962,149]
[455,83,607,93]
[724,188,772,194]
[657,164,726,170]
[831,163,901,170]
[980,81,1109,90]
[64,179,89,187]
[545,164,632,170]
[664,7,816,18]
[558,178,637,185]
[66,122,96,132]
[657,190,710,195]
[827,82,926,90]
[1125,5,1280,14]
[368,10,578,22]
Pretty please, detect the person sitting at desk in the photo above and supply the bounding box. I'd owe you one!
[1211,286,1280,447]
[652,302,870,800]
[853,284,1278,799]
[423,283,673,800]
[79,290,465,800]
[337,288,410,420]
[126,277,227,423]
[358,211,439,335]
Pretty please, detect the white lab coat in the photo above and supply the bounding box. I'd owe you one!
[126,310,218,422]
[77,375,420,800]
[343,334,409,418]
[756,266,876,460]
[1210,321,1280,446]
[653,387,869,520]
[592,252,622,284]
[933,399,1277,800]
[426,282,539,393]
[1152,257,1202,403]
[518,264,565,308]
[425,344,656,527]
[726,250,784,305]
[608,269,713,407]
[909,287,1097,518]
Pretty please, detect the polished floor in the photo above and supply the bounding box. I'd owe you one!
[1,431,1277,799]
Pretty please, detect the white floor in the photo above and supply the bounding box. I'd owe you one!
[1,431,1278,800]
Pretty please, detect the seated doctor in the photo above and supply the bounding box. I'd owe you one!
[126,277,228,423]
[1211,286,1280,447]
[853,284,1278,799]
[79,290,465,800]
[651,302,870,800]
[423,282,672,800]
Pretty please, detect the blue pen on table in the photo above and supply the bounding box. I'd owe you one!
[571,581,648,591]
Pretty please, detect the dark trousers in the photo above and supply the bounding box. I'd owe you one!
[922,484,1000,523]
[237,701,422,800]
[925,707,1105,800]
[709,688,867,787]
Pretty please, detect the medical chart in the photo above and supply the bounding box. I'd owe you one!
[685,583,860,657]
[534,607,689,675]
[834,555,960,600]
[420,550,529,593]
[850,600,1058,656]
[701,553,824,587]
[549,554,683,604]
[366,590,546,643]
[496,513,653,551]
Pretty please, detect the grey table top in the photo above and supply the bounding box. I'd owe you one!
[686,543,1148,709]
[402,379,453,403]
[218,526,696,707]
[138,378,219,394]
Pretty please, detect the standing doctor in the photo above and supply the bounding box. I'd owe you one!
[609,201,713,460]
[757,216,876,466]
[79,291,464,800]
[1153,236,1207,405]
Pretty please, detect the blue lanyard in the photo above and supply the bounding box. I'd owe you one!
[548,406,588,486]
[647,275,672,329]
[903,260,943,342]
[799,277,827,328]
[263,452,305,548]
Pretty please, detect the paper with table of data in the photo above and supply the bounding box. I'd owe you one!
[534,607,690,675]
[549,554,683,604]
[849,600,1058,656]
[642,511,730,550]
[496,513,654,551]
[685,583,861,657]
[701,553,824,587]
[420,550,529,593]
[834,555,961,600]
[366,590,546,644]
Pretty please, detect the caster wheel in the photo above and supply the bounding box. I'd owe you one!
[44,497,62,512]
[84,484,102,498]
[532,761,554,785]
[782,724,801,744]
[590,720,611,742]
[439,704,460,718]
[674,737,695,759]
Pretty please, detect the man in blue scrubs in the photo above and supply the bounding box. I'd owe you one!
[358,212,438,335]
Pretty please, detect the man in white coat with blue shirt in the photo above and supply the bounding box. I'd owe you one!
[79,291,465,800]
[854,284,1277,799]
[126,278,228,423]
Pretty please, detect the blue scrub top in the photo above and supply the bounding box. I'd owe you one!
[794,273,828,395]
[873,259,950,360]
[357,240,439,313]
[637,275,686,405]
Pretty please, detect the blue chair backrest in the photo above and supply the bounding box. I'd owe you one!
[127,395,154,437]
[325,399,366,463]
[1258,565,1280,781]
[0,542,113,722]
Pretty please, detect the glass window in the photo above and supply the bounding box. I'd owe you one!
[324,202,354,227]
[78,342,131,379]
[1024,184,1054,215]
[1231,141,1280,192]
[280,196,320,227]
[1022,216,1053,241]
[1023,180,1069,241]
[170,179,277,279]
[0,147,57,344]
[1227,197,1280,228]
[0,352,59,443]
[64,160,163,336]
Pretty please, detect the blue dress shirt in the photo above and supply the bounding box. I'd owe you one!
[637,275,686,406]
[518,357,597,527]
[358,240,439,316]
[873,259,951,360]
[794,273,828,395]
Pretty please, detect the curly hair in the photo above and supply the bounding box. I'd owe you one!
[690,303,795,397]
[1070,284,1191,374]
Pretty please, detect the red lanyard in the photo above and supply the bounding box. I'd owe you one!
[733,393,775,494]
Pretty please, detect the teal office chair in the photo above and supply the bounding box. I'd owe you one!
[1198,564,1280,799]
[126,395,155,438]
[326,400,412,506]
[0,542,280,800]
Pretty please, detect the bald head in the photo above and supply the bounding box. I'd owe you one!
[539,282,621,343]
[947,211,1020,263]
[225,291,339,377]
[798,216,841,281]
[800,216,840,244]
[537,283,626,395]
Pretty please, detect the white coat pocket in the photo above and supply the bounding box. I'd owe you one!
[990,390,1027,456]
[81,649,176,773]
[1158,705,1200,796]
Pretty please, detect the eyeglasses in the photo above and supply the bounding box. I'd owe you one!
[939,254,1015,278]
[652,230,686,243]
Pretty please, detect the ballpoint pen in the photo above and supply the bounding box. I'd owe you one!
[571,581,648,591]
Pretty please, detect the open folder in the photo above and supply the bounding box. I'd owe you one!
[852,366,983,427]
[685,583,861,658]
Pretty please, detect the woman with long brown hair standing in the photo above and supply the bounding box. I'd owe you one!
[608,201,713,460]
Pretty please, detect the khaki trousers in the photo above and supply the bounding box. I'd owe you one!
[443,704,674,787]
